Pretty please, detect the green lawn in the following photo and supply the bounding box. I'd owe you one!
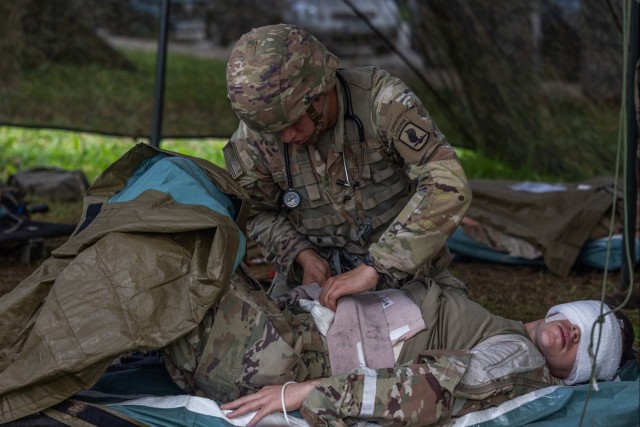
[0,127,226,183]
[0,43,623,182]
[0,125,559,185]
[0,49,237,139]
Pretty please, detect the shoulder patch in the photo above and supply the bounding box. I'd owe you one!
[397,120,430,151]
[223,142,245,179]
[390,108,437,164]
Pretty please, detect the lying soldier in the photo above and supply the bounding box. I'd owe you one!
[163,266,635,426]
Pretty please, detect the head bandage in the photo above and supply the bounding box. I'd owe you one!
[546,300,622,385]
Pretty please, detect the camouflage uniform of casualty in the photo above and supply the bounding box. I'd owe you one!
[163,265,331,402]
[224,65,471,290]
[163,268,559,426]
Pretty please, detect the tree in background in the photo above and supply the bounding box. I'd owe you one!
[0,1,133,78]
[404,0,623,180]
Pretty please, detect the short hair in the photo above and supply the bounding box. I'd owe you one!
[614,310,636,370]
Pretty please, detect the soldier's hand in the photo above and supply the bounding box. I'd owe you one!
[319,263,378,311]
[295,249,331,286]
[222,380,319,426]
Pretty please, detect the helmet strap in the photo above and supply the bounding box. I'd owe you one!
[306,94,327,143]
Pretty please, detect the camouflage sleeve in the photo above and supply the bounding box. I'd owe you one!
[224,123,316,274]
[300,350,470,426]
[367,70,471,280]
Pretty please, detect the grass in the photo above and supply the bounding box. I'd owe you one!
[0,125,565,186]
[0,127,227,184]
[1,41,622,181]
[0,49,237,139]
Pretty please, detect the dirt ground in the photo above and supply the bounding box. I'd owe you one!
[1,201,638,346]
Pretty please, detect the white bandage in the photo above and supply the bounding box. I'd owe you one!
[546,300,622,385]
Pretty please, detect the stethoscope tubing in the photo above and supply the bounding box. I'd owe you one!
[336,72,365,143]
[282,72,364,207]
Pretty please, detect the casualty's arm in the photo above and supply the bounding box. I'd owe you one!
[222,380,320,427]
[367,72,471,282]
[300,350,470,426]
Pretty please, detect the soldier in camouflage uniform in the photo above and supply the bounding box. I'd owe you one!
[163,265,634,426]
[223,24,471,309]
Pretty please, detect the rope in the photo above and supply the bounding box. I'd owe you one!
[579,0,637,425]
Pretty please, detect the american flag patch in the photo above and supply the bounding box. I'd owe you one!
[223,143,243,179]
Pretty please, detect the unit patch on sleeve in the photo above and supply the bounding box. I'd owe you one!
[398,120,430,151]
[390,110,437,164]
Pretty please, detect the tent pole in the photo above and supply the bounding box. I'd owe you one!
[150,0,170,148]
[621,0,639,292]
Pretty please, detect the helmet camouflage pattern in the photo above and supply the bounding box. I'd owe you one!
[226,24,340,133]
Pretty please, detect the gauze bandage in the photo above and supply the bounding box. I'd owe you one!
[546,300,622,385]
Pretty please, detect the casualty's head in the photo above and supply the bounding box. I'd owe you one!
[226,24,340,138]
[526,300,635,385]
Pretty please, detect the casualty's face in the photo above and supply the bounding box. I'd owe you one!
[529,315,581,379]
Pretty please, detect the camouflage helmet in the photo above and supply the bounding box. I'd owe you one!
[226,24,340,133]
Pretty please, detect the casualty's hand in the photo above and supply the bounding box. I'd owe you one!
[319,263,378,311]
[295,249,331,286]
[221,380,320,427]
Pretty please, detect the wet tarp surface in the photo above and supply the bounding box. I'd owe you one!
[0,143,250,423]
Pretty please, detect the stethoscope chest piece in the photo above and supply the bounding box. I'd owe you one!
[282,189,301,209]
[281,141,302,209]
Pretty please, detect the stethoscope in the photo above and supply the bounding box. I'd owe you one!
[281,73,365,209]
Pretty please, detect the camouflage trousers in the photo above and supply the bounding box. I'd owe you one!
[163,267,331,402]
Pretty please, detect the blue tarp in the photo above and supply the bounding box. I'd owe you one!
[108,153,246,271]
[449,228,640,271]
[73,360,639,427]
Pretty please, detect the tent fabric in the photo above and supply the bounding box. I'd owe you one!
[63,364,308,427]
[448,228,544,267]
[0,143,251,424]
[108,153,246,271]
[449,228,640,271]
[578,235,640,270]
[463,178,621,276]
[454,361,640,426]
[47,359,637,427]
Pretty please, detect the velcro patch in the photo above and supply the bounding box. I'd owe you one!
[223,142,244,179]
[391,109,436,164]
[397,120,430,151]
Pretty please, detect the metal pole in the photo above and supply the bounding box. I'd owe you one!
[150,0,170,147]
[621,0,639,291]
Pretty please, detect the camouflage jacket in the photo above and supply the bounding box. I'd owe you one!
[224,67,471,286]
[301,335,560,426]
